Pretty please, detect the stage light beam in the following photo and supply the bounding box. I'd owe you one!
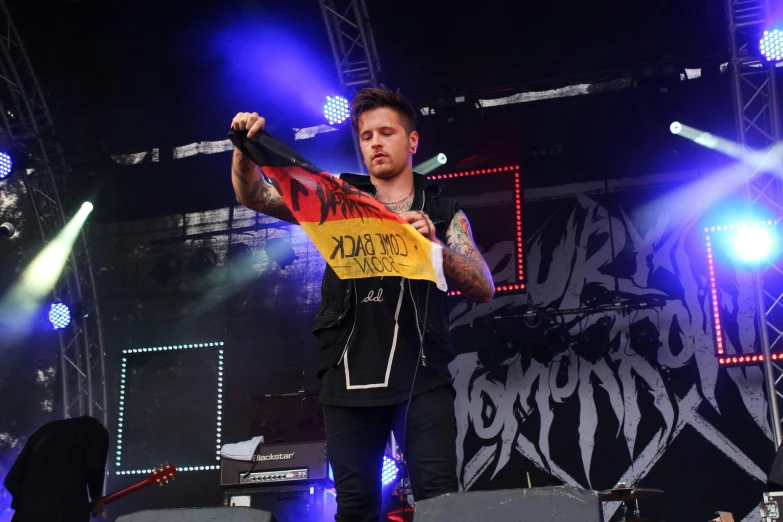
[647,124,781,241]
[669,121,780,172]
[0,201,94,339]
[15,201,93,296]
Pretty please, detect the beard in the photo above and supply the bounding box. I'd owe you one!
[368,157,406,179]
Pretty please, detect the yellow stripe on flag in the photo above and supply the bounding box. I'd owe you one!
[301,218,447,290]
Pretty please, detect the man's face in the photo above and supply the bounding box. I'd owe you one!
[357,107,418,180]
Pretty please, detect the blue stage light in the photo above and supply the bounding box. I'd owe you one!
[381,455,399,486]
[734,226,773,262]
[760,29,783,62]
[329,455,400,486]
[0,152,13,180]
[327,455,399,486]
[324,96,350,125]
[48,302,71,329]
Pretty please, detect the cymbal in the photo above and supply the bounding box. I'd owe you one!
[598,487,664,502]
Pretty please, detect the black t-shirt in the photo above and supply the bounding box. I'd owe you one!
[319,275,451,406]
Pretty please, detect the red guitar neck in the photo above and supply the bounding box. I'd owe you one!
[102,479,149,505]
[100,465,177,505]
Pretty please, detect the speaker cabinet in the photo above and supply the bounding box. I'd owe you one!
[116,506,277,521]
[413,486,603,522]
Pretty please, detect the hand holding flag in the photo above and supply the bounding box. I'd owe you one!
[228,128,447,291]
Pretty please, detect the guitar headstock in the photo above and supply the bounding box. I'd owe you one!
[145,463,178,486]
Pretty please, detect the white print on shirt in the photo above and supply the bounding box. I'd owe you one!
[361,289,384,303]
[344,279,405,389]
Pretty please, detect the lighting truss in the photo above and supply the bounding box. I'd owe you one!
[318,0,381,89]
[726,0,783,446]
[0,1,106,426]
[115,342,225,475]
[318,0,382,172]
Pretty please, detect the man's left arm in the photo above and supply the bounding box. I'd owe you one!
[441,210,494,303]
[401,209,494,302]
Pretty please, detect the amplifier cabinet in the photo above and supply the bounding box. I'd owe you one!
[224,483,336,522]
[220,441,329,487]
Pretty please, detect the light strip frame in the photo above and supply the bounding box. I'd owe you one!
[703,220,774,358]
[428,165,525,296]
[115,341,225,476]
[718,354,767,367]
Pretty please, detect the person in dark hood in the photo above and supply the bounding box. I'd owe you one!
[4,416,109,522]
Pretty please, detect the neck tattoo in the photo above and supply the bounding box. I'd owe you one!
[375,187,413,205]
[376,190,414,214]
[386,197,414,214]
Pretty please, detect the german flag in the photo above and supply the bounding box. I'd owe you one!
[229,130,447,291]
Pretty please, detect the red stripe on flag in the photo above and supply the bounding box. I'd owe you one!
[261,166,408,226]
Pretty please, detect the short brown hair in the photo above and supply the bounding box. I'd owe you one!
[350,88,417,135]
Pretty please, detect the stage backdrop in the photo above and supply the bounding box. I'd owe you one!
[448,170,774,522]
[90,169,776,522]
[0,168,774,522]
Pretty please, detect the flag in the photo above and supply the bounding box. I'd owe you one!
[229,130,447,291]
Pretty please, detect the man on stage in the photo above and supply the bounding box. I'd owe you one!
[230,88,494,521]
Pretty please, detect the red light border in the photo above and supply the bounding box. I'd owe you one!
[447,283,526,298]
[704,220,775,358]
[428,165,525,296]
[718,354,765,367]
[719,353,783,367]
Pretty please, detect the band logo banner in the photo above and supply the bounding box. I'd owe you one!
[229,130,447,290]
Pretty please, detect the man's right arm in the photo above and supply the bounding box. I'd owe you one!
[230,112,298,225]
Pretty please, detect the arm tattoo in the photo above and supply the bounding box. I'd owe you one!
[237,152,256,173]
[246,178,298,224]
[442,210,494,303]
[231,150,298,224]
[231,151,256,186]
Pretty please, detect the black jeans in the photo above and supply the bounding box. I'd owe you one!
[322,384,458,522]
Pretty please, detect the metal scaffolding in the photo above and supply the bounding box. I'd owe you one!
[727,0,783,446]
[0,0,107,426]
[318,0,381,90]
[318,0,382,172]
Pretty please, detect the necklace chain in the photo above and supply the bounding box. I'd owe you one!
[376,187,414,205]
